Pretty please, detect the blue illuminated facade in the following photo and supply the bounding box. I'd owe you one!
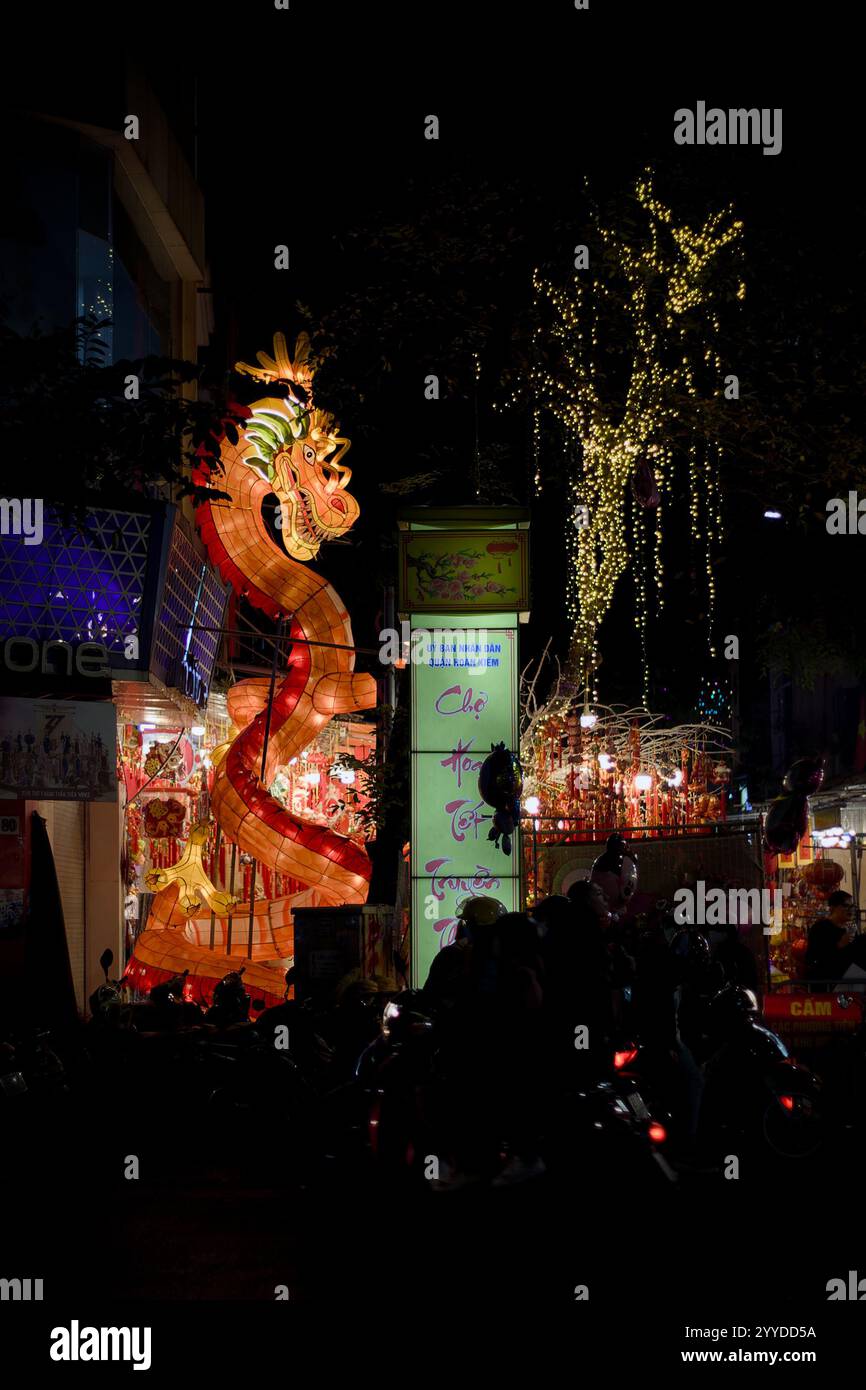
[0,503,229,705]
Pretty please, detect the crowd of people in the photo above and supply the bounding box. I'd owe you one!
[85,837,861,1192]
[419,870,762,1190]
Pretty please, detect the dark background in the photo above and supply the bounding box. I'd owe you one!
[6,4,866,796]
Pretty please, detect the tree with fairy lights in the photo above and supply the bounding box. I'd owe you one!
[528,173,745,710]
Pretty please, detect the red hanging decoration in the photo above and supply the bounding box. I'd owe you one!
[143,797,187,839]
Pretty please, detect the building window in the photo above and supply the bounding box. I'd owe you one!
[112,196,170,362]
[76,229,114,360]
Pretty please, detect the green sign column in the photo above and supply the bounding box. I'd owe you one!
[398,509,530,987]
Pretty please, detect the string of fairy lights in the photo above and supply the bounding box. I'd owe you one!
[520,174,744,703]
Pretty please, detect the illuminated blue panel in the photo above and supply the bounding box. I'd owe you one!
[1,504,228,703]
[0,508,151,660]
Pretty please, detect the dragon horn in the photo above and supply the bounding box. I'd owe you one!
[272,332,292,376]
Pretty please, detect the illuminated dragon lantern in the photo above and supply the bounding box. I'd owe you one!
[128,334,377,997]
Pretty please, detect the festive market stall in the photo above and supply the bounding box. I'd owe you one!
[119,705,376,1005]
[761,828,865,1054]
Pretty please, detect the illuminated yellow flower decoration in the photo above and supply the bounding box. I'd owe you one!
[145,822,239,917]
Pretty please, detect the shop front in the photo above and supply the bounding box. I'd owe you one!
[0,498,229,1014]
[120,703,376,1007]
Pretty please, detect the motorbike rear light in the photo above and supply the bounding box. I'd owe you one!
[614,1048,639,1070]
[368,1099,381,1155]
[648,1122,667,1144]
[779,1095,795,1111]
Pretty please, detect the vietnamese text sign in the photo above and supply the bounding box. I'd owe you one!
[0,698,117,802]
[410,615,520,984]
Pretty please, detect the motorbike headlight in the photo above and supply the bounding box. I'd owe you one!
[382,1001,401,1036]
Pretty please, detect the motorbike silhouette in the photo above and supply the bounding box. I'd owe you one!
[354,989,677,1192]
[617,983,824,1164]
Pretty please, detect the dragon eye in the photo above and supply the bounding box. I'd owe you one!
[303,445,316,464]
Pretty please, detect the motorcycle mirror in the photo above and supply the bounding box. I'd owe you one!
[100,948,114,979]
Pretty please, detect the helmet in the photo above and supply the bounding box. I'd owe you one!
[669,929,711,972]
[455,895,508,932]
[150,970,189,1007]
[707,984,759,1025]
[211,969,250,1021]
[381,990,434,1040]
[88,984,121,1020]
[214,969,247,1002]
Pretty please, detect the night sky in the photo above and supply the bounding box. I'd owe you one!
[196,44,864,778]
[9,10,866,791]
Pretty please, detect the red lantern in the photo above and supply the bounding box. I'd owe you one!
[800,859,845,896]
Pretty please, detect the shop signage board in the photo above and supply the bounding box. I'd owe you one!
[763,990,861,1051]
[410,614,521,986]
[400,509,529,988]
[399,528,529,615]
[763,993,861,1024]
[0,698,117,802]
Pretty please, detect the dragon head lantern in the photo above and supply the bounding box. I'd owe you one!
[237,332,360,562]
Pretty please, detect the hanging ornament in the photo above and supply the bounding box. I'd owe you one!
[765,793,809,856]
[783,756,825,796]
[143,797,186,839]
[477,741,523,856]
[631,458,660,510]
[765,756,824,855]
[800,859,844,896]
